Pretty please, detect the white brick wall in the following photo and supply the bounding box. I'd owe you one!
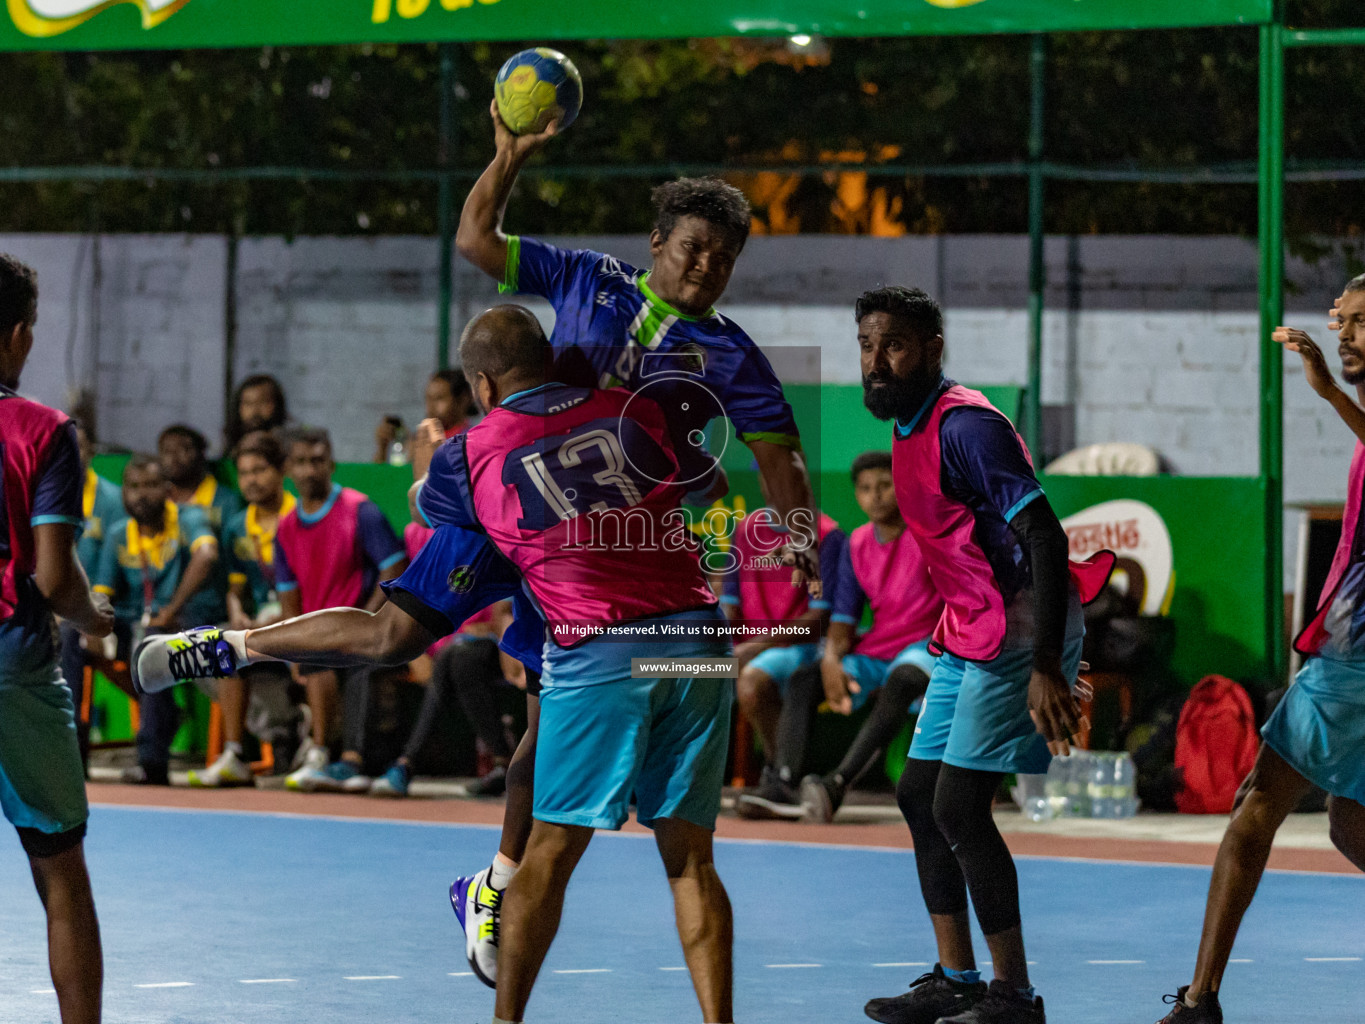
[6,230,1361,591]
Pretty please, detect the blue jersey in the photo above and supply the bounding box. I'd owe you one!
[382,523,544,673]
[502,235,800,479]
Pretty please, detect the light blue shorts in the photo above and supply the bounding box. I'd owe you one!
[909,634,1084,775]
[841,639,936,712]
[0,618,89,836]
[1262,655,1365,803]
[747,643,821,694]
[536,608,733,830]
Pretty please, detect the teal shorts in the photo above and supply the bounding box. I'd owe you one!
[841,639,936,712]
[1262,655,1365,804]
[536,608,734,830]
[0,618,89,837]
[909,634,1084,775]
[747,643,821,694]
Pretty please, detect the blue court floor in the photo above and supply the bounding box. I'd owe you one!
[0,805,1361,1023]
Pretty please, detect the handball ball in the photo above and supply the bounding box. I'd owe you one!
[494,48,583,136]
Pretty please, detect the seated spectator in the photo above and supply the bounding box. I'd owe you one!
[723,494,843,791]
[276,427,408,792]
[369,521,525,798]
[224,374,289,453]
[737,452,944,821]
[373,369,476,463]
[92,455,220,785]
[158,424,243,534]
[188,431,299,787]
[58,419,123,768]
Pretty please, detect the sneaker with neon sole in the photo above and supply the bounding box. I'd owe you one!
[284,745,330,792]
[450,865,502,988]
[132,626,237,695]
[188,748,254,788]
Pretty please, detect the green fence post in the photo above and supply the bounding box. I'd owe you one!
[1259,14,1286,684]
[437,43,457,370]
[1026,33,1046,461]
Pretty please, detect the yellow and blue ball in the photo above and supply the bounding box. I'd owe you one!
[494,48,583,136]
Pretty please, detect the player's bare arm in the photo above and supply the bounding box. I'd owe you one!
[820,619,859,716]
[32,522,114,639]
[1280,322,1365,446]
[455,100,558,281]
[751,439,821,593]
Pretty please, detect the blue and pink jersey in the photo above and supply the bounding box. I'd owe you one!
[275,483,405,613]
[419,382,715,645]
[891,376,1108,660]
[501,235,800,479]
[831,522,943,661]
[720,511,843,630]
[0,386,82,674]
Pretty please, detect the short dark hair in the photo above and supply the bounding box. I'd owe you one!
[233,430,286,471]
[851,450,893,483]
[459,305,551,383]
[0,253,38,336]
[123,453,162,479]
[855,286,944,341]
[651,177,751,253]
[284,426,332,457]
[1346,273,1365,294]
[158,423,208,455]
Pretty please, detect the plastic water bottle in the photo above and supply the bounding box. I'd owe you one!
[1088,752,1116,819]
[1112,752,1139,818]
[1062,752,1092,817]
[387,427,410,467]
[1017,774,1052,822]
[1043,756,1070,818]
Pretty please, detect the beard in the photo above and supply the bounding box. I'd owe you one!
[862,367,939,422]
[1344,361,1365,387]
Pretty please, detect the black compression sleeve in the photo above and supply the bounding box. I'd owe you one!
[1008,496,1069,670]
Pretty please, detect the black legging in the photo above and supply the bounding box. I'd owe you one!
[402,638,514,765]
[898,757,1021,937]
[772,662,928,785]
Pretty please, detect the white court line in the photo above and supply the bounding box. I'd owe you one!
[134,982,193,988]
[30,988,55,995]
[765,963,822,969]
[240,979,295,984]
[344,975,401,980]
[553,969,612,974]
[1088,960,1145,965]
[1305,957,1361,962]
[448,972,474,977]
[658,967,688,971]
[874,962,931,967]
[1229,959,1254,964]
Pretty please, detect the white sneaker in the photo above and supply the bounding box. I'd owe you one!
[188,749,254,788]
[284,745,330,792]
[449,865,502,988]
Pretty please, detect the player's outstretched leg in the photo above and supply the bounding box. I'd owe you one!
[132,626,239,694]
[865,758,986,1024]
[451,688,539,987]
[493,818,594,1023]
[1156,745,1312,1022]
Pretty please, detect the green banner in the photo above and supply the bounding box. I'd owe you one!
[2,0,1272,52]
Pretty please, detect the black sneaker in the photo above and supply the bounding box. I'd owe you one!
[799,773,845,823]
[461,763,507,798]
[735,766,803,820]
[1156,986,1223,1023]
[936,979,1045,1024]
[864,964,987,1024]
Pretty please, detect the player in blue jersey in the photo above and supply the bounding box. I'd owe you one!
[449,104,821,982]
[1,253,115,1024]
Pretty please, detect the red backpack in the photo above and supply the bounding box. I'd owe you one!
[1173,675,1259,814]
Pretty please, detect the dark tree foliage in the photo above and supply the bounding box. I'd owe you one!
[0,0,1360,237]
